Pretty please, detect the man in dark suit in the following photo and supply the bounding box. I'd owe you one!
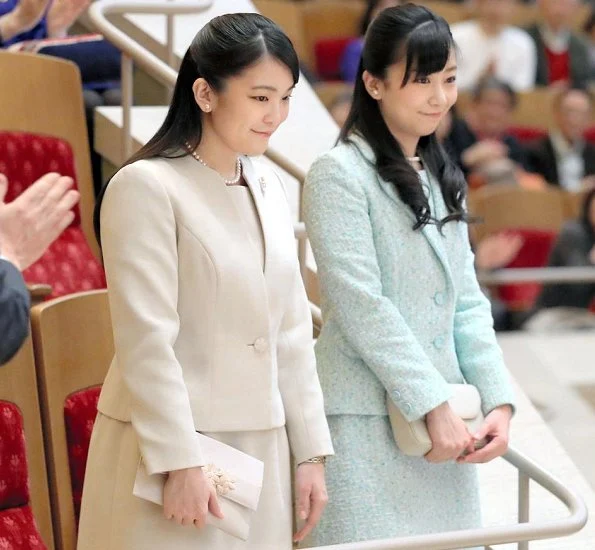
[525,0,594,88]
[527,88,595,190]
[0,172,79,365]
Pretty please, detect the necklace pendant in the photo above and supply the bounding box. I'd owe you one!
[259,176,266,196]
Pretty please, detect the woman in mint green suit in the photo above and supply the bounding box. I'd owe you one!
[303,4,515,546]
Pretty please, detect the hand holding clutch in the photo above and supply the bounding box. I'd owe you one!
[133,432,265,540]
[163,467,224,528]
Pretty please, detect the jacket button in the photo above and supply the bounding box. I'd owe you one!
[253,337,268,353]
[391,389,401,401]
[404,403,412,415]
[433,335,445,349]
[434,291,445,306]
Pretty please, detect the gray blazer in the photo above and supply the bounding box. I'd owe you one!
[525,24,593,88]
[538,221,595,309]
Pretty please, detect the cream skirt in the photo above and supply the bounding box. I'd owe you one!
[78,413,292,550]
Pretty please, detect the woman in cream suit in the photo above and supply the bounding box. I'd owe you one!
[303,5,514,547]
[77,13,333,550]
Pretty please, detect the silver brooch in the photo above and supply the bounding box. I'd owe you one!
[259,176,266,196]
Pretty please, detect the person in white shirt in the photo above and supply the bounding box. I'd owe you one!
[527,88,595,190]
[452,0,537,92]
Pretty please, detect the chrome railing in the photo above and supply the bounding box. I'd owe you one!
[87,2,588,547]
[478,266,595,286]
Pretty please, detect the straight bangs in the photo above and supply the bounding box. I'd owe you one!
[398,19,454,86]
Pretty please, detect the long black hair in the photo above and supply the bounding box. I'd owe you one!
[94,12,299,244]
[359,0,402,35]
[341,3,468,230]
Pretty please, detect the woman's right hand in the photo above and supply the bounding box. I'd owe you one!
[163,466,224,528]
[424,402,475,463]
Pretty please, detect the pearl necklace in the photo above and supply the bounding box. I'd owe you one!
[407,156,421,163]
[184,141,242,185]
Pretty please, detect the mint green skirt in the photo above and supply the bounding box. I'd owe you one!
[307,414,482,549]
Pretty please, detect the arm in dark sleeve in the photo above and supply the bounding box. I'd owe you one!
[0,259,30,366]
[547,222,592,268]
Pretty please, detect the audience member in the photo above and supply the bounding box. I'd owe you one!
[340,0,402,83]
[584,8,595,70]
[474,232,525,331]
[527,88,595,190]
[0,172,79,365]
[526,0,593,88]
[525,188,595,330]
[0,0,120,195]
[451,0,537,92]
[0,0,89,46]
[0,0,49,46]
[443,78,530,185]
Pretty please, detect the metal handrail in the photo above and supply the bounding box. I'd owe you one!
[478,266,595,286]
[87,2,588,548]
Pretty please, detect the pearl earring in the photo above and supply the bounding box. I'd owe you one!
[204,104,211,112]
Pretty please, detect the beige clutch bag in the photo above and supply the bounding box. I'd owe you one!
[387,384,485,457]
[132,432,264,540]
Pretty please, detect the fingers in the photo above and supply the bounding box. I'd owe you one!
[41,188,79,235]
[16,172,62,209]
[458,435,509,464]
[0,173,7,202]
[297,492,328,542]
[208,488,224,520]
[163,509,208,528]
[425,435,473,463]
[294,488,328,543]
[296,482,311,522]
[35,175,75,214]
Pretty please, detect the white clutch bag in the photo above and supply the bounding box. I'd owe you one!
[132,432,264,541]
[387,384,486,457]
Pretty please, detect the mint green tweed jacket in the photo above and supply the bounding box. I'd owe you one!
[303,135,515,421]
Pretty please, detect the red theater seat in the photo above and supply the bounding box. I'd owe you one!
[0,132,106,299]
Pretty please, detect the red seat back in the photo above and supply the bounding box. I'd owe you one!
[0,131,106,298]
[0,401,48,549]
[314,37,353,81]
[496,228,557,310]
[63,387,101,525]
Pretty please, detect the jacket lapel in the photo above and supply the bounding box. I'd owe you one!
[350,134,454,285]
[242,156,270,277]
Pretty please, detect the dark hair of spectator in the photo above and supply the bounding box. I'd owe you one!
[580,187,595,241]
[473,77,518,109]
[341,4,468,230]
[583,9,595,35]
[360,0,401,35]
[93,12,299,245]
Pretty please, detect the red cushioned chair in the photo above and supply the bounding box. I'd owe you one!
[0,51,102,300]
[0,131,106,300]
[507,126,548,145]
[468,185,567,312]
[0,339,54,549]
[314,37,353,81]
[31,290,113,550]
[494,228,558,310]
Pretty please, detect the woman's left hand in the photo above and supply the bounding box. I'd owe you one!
[293,462,328,543]
[457,404,513,464]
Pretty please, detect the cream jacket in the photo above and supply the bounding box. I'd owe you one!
[97,153,333,475]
